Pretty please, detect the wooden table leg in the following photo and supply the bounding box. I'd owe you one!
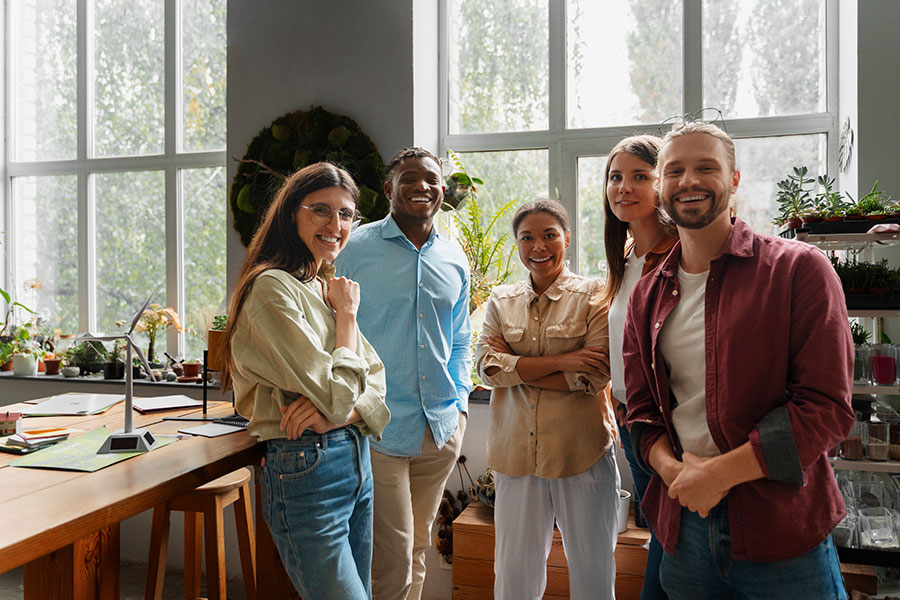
[254,466,302,599]
[23,523,119,600]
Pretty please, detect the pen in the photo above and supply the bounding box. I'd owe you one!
[155,433,191,440]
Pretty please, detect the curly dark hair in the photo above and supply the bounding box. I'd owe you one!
[384,147,442,181]
[512,198,570,235]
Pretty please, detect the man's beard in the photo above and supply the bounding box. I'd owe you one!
[664,190,729,230]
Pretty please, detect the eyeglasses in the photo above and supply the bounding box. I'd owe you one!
[298,204,362,230]
[658,107,727,135]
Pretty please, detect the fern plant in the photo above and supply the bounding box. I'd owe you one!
[453,193,518,313]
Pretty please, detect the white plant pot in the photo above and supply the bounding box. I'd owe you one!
[12,354,38,376]
[617,489,632,534]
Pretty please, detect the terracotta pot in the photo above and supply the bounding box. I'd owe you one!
[1,361,12,371]
[207,329,226,371]
[182,362,201,378]
[44,357,62,376]
[786,217,803,230]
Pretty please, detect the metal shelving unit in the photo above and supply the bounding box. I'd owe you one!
[801,232,900,564]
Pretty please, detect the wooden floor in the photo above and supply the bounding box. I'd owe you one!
[452,501,650,599]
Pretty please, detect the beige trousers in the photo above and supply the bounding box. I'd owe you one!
[370,414,466,600]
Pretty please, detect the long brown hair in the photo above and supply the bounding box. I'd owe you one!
[220,162,359,391]
[601,135,673,304]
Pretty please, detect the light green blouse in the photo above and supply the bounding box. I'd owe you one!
[230,265,390,441]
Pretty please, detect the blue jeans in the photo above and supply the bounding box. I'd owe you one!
[260,427,373,600]
[618,420,668,600]
[659,503,847,600]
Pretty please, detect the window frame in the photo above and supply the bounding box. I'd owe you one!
[3,0,226,355]
[438,0,839,272]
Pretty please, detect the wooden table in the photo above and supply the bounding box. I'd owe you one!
[0,399,270,599]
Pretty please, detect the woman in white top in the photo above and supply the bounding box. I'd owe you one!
[603,135,677,600]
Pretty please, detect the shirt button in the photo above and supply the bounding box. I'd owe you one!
[654,322,660,329]
[418,282,424,287]
[530,404,535,409]
[421,375,426,380]
[532,336,537,341]
[672,290,678,296]
[530,432,534,436]
[419,344,424,349]
[533,316,539,321]
[418,313,423,318]
[651,362,655,370]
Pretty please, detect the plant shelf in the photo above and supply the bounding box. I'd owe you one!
[852,384,900,395]
[829,457,900,474]
[847,309,900,318]
[794,230,900,250]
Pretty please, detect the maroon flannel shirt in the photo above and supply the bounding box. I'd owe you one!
[624,218,854,562]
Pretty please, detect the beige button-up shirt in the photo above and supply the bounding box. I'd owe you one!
[475,269,614,478]
[231,266,390,442]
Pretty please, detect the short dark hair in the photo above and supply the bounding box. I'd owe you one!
[512,198,569,235]
[384,147,442,181]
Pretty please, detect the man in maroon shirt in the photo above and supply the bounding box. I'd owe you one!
[624,121,854,599]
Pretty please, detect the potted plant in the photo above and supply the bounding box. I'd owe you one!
[43,353,62,376]
[774,166,814,230]
[11,324,42,376]
[67,339,106,374]
[120,304,184,366]
[182,358,202,378]
[0,285,35,369]
[207,314,228,371]
[103,339,125,380]
[815,175,846,223]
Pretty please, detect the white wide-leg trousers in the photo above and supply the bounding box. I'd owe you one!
[493,451,620,600]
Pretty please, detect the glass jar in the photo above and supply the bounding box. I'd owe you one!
[867,421,890,461]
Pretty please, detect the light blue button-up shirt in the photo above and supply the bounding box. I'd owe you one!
[334,214,471,457]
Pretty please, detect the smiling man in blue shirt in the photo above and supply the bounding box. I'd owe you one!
[334,147,471,600]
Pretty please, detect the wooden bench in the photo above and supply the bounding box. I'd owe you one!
[452,501,650,599]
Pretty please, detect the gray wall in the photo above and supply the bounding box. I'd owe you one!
[856,0,900,200]
[226,0,418,292]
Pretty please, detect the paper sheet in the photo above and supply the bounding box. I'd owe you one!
[19,393,124,417]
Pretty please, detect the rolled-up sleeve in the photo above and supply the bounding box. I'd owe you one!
[350,334,391,439]
[747,248,854,484]
[564,281,610,396]
[475,294,525,388]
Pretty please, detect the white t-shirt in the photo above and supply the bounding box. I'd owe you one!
[609,252,646,403]
[658,266,720,458]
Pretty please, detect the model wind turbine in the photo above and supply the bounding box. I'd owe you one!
[81,295,158,454]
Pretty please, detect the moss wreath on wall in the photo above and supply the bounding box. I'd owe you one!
[230,105,389,246]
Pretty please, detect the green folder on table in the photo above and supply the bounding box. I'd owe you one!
[9,426,176,472]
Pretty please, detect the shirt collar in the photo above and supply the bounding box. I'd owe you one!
[659,218,754,279]
[317,262,336,280]
[380,213,440,245]
[525,267,573,302]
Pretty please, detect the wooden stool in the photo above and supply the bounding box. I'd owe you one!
[145,467,256,600]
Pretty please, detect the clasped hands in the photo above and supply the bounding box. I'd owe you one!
[279,395,345,439]
[663,452,731,518]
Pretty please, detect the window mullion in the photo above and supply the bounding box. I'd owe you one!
[165,0,183,356]
[548,0,565,135]
[683,0,702,114]
[78,0,95,332]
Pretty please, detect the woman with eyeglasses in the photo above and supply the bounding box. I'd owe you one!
[221,162,390,599]
[603,135,677,600]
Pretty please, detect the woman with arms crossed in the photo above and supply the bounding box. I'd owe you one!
[221,162,390,599]
[476,198,619,600]
[604,135,677,600]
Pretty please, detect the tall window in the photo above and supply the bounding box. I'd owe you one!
[441,0,836,277]
[5,0,226,359]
